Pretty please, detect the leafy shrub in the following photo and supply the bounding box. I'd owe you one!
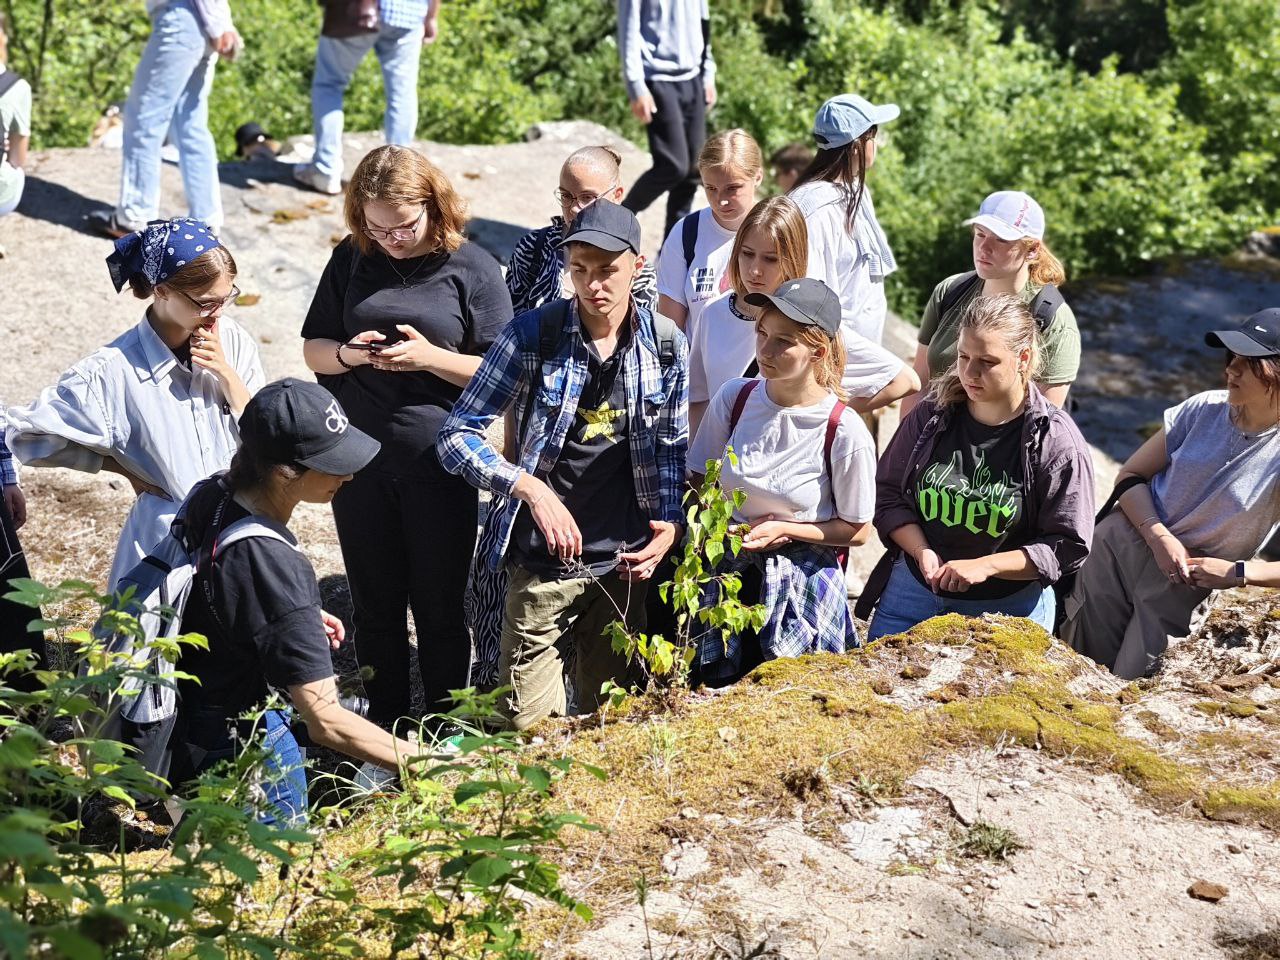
[1161,0,1280,233]
[0,579,599,957]
[608,452,766,692]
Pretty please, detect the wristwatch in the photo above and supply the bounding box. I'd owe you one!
[1235,560,1248,586]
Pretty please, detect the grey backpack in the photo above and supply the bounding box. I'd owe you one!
[96,486,296,780]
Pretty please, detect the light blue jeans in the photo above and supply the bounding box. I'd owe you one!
[118,0,222,229]
[310,22,424,181]
[867,557,1056,643]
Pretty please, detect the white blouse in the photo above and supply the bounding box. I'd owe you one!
[5,313,265,587]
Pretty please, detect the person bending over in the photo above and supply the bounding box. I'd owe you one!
[438,202,687,730]
[171,379,422,824]
[862,295,1094,641]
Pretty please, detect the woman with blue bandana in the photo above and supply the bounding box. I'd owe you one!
[5,219,264,589]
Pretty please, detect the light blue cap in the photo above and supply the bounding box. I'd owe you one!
[812,94,900,149]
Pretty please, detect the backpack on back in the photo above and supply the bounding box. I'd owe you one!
[936,271,1065,334]
[95,484,294,784]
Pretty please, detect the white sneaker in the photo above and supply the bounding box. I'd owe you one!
[292,162,341,196]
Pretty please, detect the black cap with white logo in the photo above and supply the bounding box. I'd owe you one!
[743,277,843,338]
[557,200,642,254]
[1205,308,1280,358]
[239,378,381,475]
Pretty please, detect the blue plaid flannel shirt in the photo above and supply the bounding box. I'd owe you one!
[438,297,689,573]
[0,416,15,486]
[378,0,433,30]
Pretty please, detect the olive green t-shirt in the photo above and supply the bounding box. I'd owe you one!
[918,273,1081,386]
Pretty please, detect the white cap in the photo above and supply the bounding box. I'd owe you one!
[963,191,1045,241]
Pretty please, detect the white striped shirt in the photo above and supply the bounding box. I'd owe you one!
[5,313,265,587]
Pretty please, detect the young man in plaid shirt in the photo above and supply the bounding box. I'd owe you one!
[438,202,687,730]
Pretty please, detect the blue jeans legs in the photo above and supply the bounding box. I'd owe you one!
[867,558,1056,643]
[117,0,223,229]
[310,22,424,182]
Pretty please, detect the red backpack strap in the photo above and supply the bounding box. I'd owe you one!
[728,378,760,436]
[824,399,847,481]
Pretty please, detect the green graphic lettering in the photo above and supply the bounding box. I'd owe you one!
[964,499,988,535]
[915,450,1019,542]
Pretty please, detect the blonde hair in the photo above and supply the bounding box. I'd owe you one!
[727,197,808,298]
[345,145,468,257]
[1023,238,1066,286]
[698,128,763,180]
[756,310,850,403]
[928,294,1042,407]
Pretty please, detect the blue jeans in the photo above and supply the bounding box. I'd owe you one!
[118,0,222,228]
[310,22,424,181]
[867,558,1055,643]
[190,708,309,827]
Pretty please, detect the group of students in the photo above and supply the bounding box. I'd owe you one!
[3,91,1279,824]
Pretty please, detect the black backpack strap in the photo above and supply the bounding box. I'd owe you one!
[681,213,700,274]
[1028,283,1064,334]
[937,271,981,320]
[0,71,20,100]
[650,310,679,370]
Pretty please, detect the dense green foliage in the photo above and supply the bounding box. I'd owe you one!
[4,0,1276,315]
[0,579,596,957]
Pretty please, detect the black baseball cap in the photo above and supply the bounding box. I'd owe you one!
[557,200,641,254]
[239,378,380,475]
[743,278,842,338]
[1205,308,1280,358]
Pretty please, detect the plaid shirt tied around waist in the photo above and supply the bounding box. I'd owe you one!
[696,542,856,683]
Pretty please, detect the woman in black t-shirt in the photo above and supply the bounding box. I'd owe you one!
[865,295,1094,641]
[175,380,423,824]
[301,146,514,730]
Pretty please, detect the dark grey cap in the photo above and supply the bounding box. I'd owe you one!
[1205,308,1280,358]
[239,378,381,476]
[744,278,842,337]
[557,200,641,254]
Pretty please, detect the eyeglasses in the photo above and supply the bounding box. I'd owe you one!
[554,185,618,208]
[364,206,426,242]
[179,286,241,317]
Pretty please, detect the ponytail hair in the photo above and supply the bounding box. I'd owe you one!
[1024,238,1066,287]
[727,197,808,298]
[756,309,850,403]
[928,294,1041,407]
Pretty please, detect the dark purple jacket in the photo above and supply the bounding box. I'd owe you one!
[874,384,1095,585]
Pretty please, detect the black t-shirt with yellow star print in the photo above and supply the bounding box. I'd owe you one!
[510,323,651,579]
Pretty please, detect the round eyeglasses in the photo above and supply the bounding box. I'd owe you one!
[365,206,426,243]
[179,286,241,317]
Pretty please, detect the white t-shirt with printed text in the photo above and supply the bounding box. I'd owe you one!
[689,377,877,526]
[655,207,736,341]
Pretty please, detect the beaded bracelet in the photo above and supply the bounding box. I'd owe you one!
[335,342,355,371]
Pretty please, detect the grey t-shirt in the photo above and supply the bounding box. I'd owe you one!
[1151,390,1280,559]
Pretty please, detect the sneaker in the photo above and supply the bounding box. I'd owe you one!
[292,162,341,196]
[86,209,141,239]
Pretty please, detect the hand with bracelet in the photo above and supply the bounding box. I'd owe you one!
[334,330,387,370]
[1138,515,1190,584]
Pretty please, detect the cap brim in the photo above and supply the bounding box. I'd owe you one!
[962,214,1027,242]
[743,292,818,328]
[297,426,381,475]
[870,103,900,125]
[556,230,634,253]
[1205,330,1279,357]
